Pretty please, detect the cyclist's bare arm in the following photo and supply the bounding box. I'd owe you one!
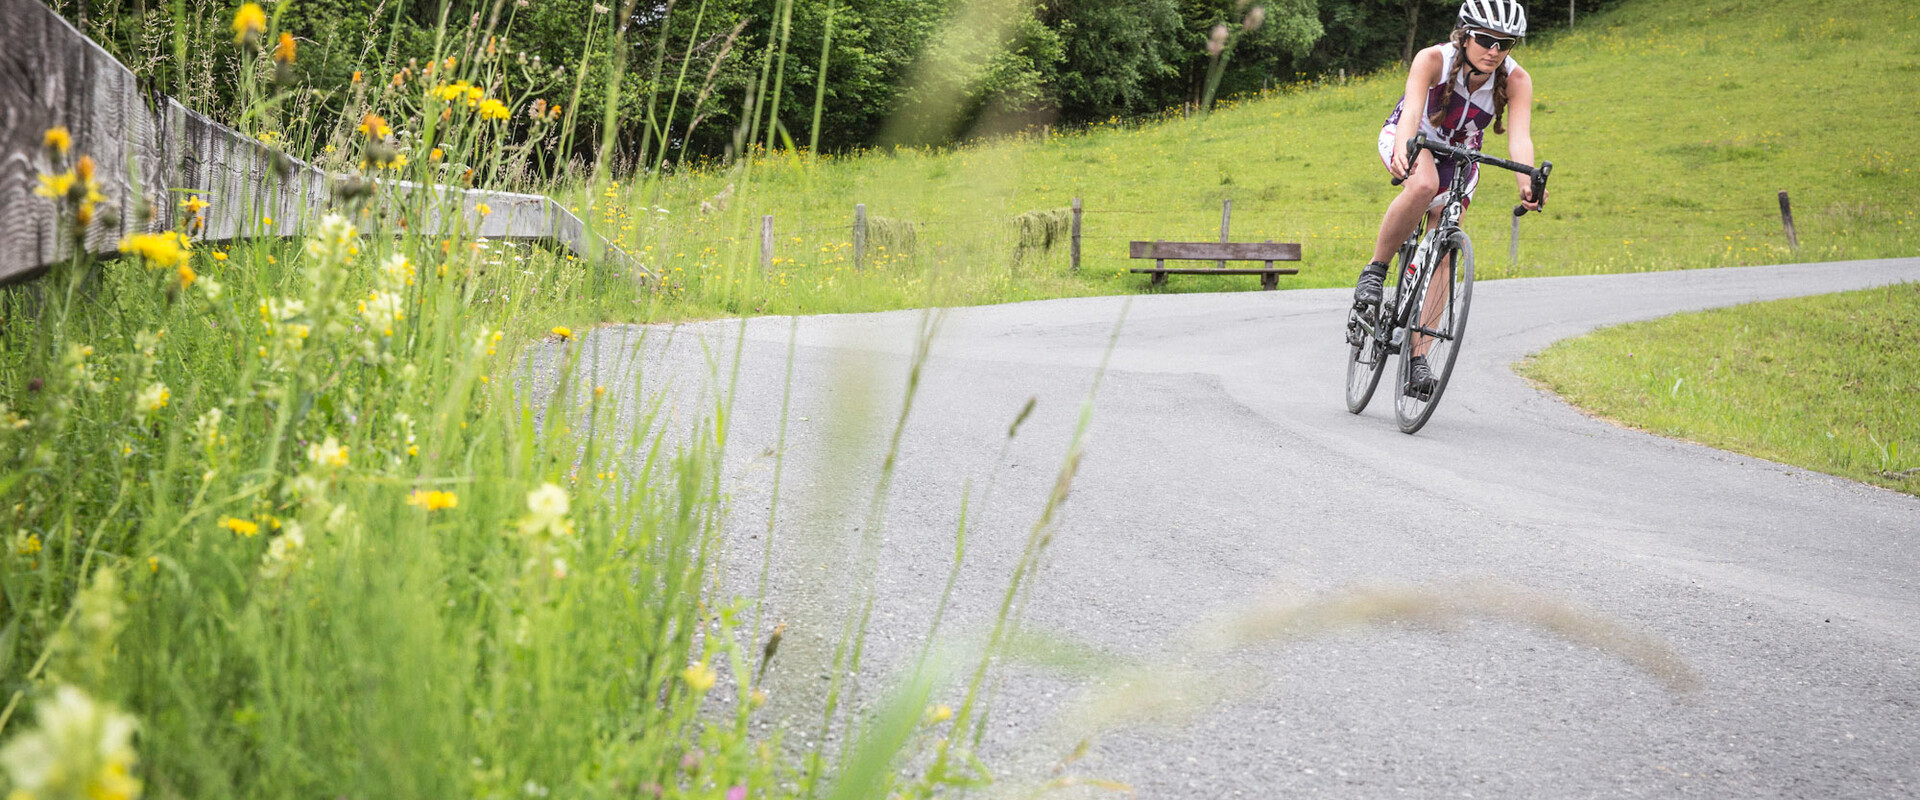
[1390,47,1448,179]
[1504,65,1544,210]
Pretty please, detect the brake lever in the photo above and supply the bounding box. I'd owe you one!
[1513,160,1552,217]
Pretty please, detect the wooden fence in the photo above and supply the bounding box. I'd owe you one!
[0,0,646,286]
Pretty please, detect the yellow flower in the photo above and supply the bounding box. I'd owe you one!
[35,171,75,199]
[181,195,209,216]
[272,31,296,63]
[219,516,261,537]
[527,483,569,519]
[232,2,266,45]
[925,704,953,724]
[386,152,408,169]
[176,263,197,289]
[14,532,41,556]
[477,98,510,121]
[682,661,717,692]
[43,126,71,156]
[147,556,159,573]
[475,203,492,217]
[134,382,171,414]
[212,251,227,261]
[406,489,459,511]
[430,147,444,161]
[357,113,391,139]
[351,70,362,83]
[550,326,572,340]
[119,231,192,270]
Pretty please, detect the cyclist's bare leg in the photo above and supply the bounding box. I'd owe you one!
[1412,235,1451,358]
[1371,150,1440,264]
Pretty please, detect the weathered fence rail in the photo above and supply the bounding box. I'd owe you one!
[0,0,646,285]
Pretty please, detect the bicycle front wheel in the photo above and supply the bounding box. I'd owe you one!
[1394,232,1475,434]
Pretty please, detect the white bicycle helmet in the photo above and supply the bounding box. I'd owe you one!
[1458,0,1527,37]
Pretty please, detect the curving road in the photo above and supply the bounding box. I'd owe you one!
[565,258,1920,797]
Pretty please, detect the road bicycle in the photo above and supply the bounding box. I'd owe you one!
[1344,133,1551,433]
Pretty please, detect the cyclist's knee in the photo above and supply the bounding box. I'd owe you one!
[1401,172,1440,201]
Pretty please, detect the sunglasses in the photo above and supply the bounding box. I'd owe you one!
[1468,30,1518,51]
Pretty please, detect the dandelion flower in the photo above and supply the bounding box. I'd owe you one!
[0,685,142,800]
[272,31,296,63]
[406,489,459,511]
[219,516,261,537]
[180,195,209,216]
[232,2,266,45]
[43,126,71,157]
[35,171,76,200]
[550,326,572,340]
[477,98,510,121]
[175,263,197,290]
[357,113,392,140]
[119,232,192,270]
[475,203,492,217]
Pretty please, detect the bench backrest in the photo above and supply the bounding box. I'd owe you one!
[1128,241,1302,261]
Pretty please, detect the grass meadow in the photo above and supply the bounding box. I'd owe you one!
[0,0,1907,796]
[1522,282,1920,496]
[593,0,1920,319]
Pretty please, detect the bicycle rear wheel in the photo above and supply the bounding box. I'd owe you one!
[1393,232,1474,434]
[1344,243,1411,413]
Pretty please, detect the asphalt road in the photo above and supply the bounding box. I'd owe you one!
[562,258,1920,798]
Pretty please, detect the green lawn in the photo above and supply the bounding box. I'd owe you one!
[1521,282,1920,496]
[596,0,1920,320]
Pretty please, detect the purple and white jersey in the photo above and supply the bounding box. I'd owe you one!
[1383,42,1515,152]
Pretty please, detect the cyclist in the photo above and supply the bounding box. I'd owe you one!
[1352,0,1544,397]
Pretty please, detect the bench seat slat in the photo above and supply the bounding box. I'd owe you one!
[1129,241,1302,260]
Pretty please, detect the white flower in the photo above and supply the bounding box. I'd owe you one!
[199,275,223,301]
[359,290,405,335]
[194,408,225,449]
[550,558,568,580]
[527,483,569,520]
[304,212,359,263]
[377,253,414,290]
[0,685,141,800]
[260,523,307,579]
[307,436,348,468]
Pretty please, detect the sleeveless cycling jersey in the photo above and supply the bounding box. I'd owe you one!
[1383,42,1514,151]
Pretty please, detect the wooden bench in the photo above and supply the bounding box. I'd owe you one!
[1128,240,1302,290]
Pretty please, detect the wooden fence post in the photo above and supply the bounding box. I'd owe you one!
[1778,190,1799,251]
[1070,197,1082,273]
[1218,198,1232,270]
[760,214,774,272]
[853,203,867,270]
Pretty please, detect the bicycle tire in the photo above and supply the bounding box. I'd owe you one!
[1344,241,1412,413]
[1393,232,1475,434]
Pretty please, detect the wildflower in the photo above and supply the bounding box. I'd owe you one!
[925,704,953,724]
[550,558,568,579]
[194,408,225,449]
[406,489,459,511]
[357,113,392,139]
[232,2,266,47]
[272,32,296,63]
[303,212,357,263]
[351,70,362,83]
[119,231,192,269]
[359,290,404,335]
[259,524,306,578]
[43,126,72,157]
[180,194,209,217]
[429,147,444,161]
[477,98,510,121]
[527,483,569,520]
[35,171,76,200]
[219,516,261,537]
[175,262,197,290]
[0,685,142,800]
[377,253,414,288]
[147,556,158,573]
[549,104,563,120]
[135,382,171,414]
[14,532,41,556]
[550,326,572,340]
[307,436,348,468]
[385,152,408,170]
[475,203,492,217]
[682,661,716,692]
[211,251,227,261]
